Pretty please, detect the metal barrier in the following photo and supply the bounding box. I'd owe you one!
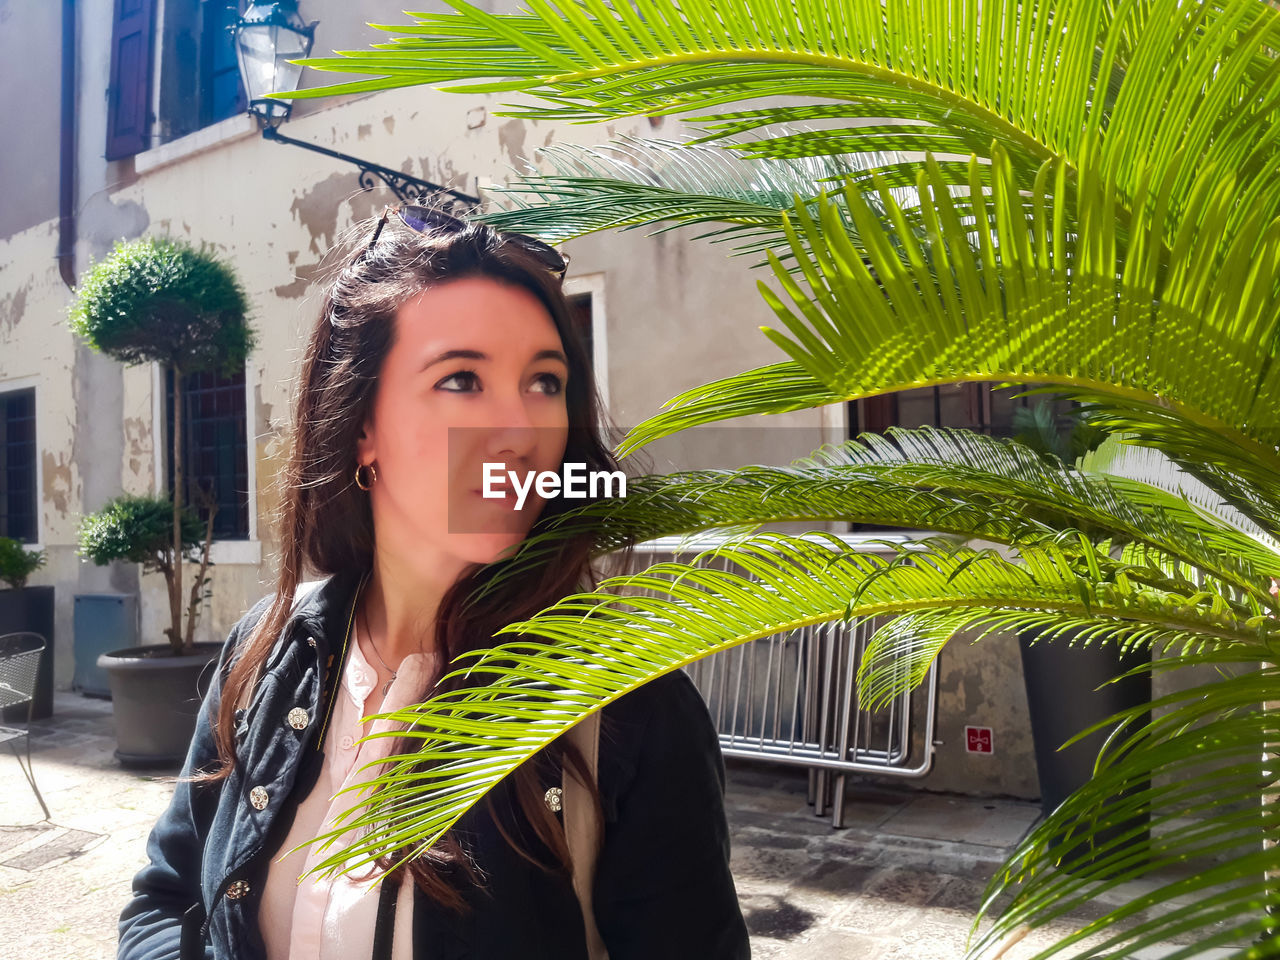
[629,533,940,827]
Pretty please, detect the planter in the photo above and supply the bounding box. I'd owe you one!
[0,585,55,721]
[1018,629,1152,875]
[98,642,223,768]
[73,593,139,698]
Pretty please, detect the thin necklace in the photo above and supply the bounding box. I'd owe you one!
[358,603,397,696]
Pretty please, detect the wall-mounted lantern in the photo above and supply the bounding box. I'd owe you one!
[233,1,477,207]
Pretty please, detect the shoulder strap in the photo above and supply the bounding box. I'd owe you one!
[562,710,609,960]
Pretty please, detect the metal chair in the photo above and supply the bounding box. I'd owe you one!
[0,632,51,820]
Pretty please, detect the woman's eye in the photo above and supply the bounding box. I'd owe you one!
[534,373,564,395]
[437,369,480,391]
[436,370,564,395]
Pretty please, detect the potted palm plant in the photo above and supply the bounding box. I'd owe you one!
[69,237,254,766]
[277,1,1280,955]
[0,536,53,721]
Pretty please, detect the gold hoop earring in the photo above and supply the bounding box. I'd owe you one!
[355,463,377,491]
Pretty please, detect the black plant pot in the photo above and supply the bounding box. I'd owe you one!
[1018,629,1153,876]
[98,642,222,768]
[0,585,55,721]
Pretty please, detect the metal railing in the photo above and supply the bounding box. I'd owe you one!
[629,533,940,827]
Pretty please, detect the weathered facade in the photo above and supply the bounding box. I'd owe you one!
[0,0,1045,799]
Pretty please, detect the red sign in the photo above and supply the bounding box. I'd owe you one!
[965,725,993,755]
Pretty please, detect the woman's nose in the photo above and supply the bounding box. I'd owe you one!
[483,394,541,457]
[486,424,538,462]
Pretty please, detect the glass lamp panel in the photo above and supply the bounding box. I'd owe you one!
[236,24,277,101]
[235,2,314,104]
[271,24,310,95]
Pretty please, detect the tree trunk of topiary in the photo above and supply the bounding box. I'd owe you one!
[183,491,216,650]
[169,362,184,655]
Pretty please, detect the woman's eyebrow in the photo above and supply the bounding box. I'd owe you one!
[422,347,568,370]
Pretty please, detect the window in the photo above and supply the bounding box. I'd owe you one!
[850,383,1031,438]
[164,367,250,541]
[156,0,248,143]
[846,384,1033,533]
[107,0,249,156]
[197,0,249,129]
[563,274,609,408]
[0,389,37,544]
[567,293,594,369]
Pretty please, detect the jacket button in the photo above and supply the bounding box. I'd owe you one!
[226,879,251,900]
[544,786,563,812]
[287,707,309,729]
[249,786,269,810]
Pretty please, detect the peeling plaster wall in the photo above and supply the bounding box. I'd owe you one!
[0,0,1053,799]
[0,0,75,671]
[0,217,90,689]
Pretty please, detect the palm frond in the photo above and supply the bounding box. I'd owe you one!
[1062,395,1280,539]
[808,428,1280,594]
[472,427,1280,611]
[962,663,1279,959]
[616,145,1280,528]
[284,0,1280,238]
[1081,435,1280,557]
[476,135,915,263]
[290,532,1275,883]
[850,545,1271,709]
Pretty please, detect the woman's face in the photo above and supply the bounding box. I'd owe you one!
[357,274,571,584]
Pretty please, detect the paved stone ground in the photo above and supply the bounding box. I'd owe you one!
[0,693,1248,959]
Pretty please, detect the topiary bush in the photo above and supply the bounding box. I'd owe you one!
[77,495,204,573]
[69,238,254,653]
[78,496,212,653]
[0,536,46,590]
[69,237,254,374]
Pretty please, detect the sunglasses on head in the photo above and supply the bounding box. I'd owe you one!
[365,203,569,280]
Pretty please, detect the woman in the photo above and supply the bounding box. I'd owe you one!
[116,206,752,960]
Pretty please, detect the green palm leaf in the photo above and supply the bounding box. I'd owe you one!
[282,1,1280,955]
[472,427,1280,611]
[963,664,1279,958]
[476,135,914,264]
[618,144,1280,531]
[285,0,1280,236]
[293,533,1274,886]
[1081,433,1280,553]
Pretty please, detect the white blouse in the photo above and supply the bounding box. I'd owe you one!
[259,617,440,960]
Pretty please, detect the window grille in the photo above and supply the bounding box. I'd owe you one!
[0,388,37,543]
[165,368,249,541]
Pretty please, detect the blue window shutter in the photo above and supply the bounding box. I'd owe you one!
[105,0,156,160]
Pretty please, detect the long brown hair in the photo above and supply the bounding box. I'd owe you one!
[197,209,647,910]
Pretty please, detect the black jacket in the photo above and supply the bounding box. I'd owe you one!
[116,568,752,959]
